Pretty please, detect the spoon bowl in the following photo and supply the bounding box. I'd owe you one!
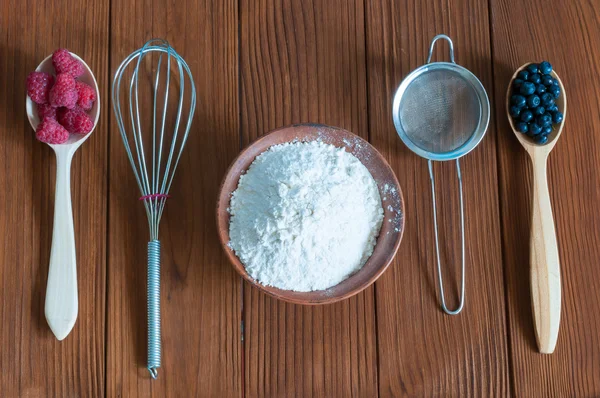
[506,63,566,153]
[506,63,566,354]
[26,52,100,340]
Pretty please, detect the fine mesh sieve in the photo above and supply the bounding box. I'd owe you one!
[392,35,490,315]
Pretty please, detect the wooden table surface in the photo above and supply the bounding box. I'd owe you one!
[2,0,599,396]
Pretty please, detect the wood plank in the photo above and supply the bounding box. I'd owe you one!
[106,0,242,396]
[239,1,378,396]
[0,0,109,396]
[490,0,600,395]
[365,0,510,396]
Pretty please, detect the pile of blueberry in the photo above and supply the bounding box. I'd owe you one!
[509,61,563,145]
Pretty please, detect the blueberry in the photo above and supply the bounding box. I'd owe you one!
[541,75,555,86]
[543,125,553,135]
[548,84,561,99]
[535,134,548,145]
[539,61,553,75]
[530,123,543,136]
[511,94,527,108]
[509,105,522,118]
[520,82,536,96]
[533,106,545,116]
[520,110,534,123]
[529,73,541,84]
[535,84,546,95]
[527,95,541,108]
[547,104,558,113]
[517,70,530,81]
[513,78,524,88]
[552,111,563,124]
[541,93,555,108]
[516,122,529,134]
[537,114,552,127]
[527,64,539,74]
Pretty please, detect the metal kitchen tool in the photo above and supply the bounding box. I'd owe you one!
[112,39,196,378]
[392,34,489,315]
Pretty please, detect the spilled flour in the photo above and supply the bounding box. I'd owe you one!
[228,141,384,292]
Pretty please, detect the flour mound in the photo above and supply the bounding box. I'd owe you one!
[228,141,384,292]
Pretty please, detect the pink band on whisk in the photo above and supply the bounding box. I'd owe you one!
[139,193,171,201]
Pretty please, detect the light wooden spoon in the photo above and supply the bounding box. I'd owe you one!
[506,63,566,354]
[26,52,100,340]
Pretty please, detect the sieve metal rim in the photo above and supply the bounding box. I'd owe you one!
[392,62,490,161]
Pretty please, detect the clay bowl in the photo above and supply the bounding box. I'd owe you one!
[216,123,405,304]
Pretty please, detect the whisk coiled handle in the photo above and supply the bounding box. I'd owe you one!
[147,240,161,378]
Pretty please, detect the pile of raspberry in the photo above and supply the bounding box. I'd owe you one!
[26,49,97,145]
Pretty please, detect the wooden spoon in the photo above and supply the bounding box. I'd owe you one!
[26,52,100,340]
[506,63,566,354]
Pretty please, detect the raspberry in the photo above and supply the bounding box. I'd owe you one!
[26,72,54,104]
[76,81,96,110]
[37,103,57,120]
[36,117,69,144]
[58,107,94,135]
[52,49,85,78]
[49,73,78,109]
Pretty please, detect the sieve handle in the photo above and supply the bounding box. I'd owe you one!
[428,159,465,315]
[427,34,455,64]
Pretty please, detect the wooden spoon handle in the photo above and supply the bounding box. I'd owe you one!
[530,155,561,353]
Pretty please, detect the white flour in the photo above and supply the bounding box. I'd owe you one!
[228,140,384,292]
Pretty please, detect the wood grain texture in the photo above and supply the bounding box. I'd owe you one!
[240,0,378,396]
[106,0,241,396]
[0,0,109,396]
[365,0,510,396]
[491,0,600,395]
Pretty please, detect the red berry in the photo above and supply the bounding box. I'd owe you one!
[26,72,54,104]
[37,103,57,120]
[49,73,78,109]
[76,81,96,110]
[36,117,69,144]
[52,49,85,78]
[58,107,94,135]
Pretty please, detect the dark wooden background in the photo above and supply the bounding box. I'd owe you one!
[1,0,599,396]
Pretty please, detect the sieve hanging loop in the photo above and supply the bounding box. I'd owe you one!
[427,34,455,64]
[428,159,465,315]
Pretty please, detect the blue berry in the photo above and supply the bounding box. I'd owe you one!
[533,106,545,116]
[541,75,554,86]
[520,82,536,96]
[543,125,552,135]
[548,84,561,99]
[535,135,548,145]
[552,111,563,124]
[535,84,546,95]
[539,61,552,75]
[530,123,543,136]
[509,105,522,118]
[527,95,541,108]
[537,114,552,127]
[517,70,530,81]
[513,78,524,88]
[527,64,539,74]
[520,110,534,123]
[541,93,554,108]
[516,122,529,134]
[547,104,558,113]
[511,94,527,108]
[529,73,541,84]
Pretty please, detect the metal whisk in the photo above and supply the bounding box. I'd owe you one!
[112,39,196,378]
